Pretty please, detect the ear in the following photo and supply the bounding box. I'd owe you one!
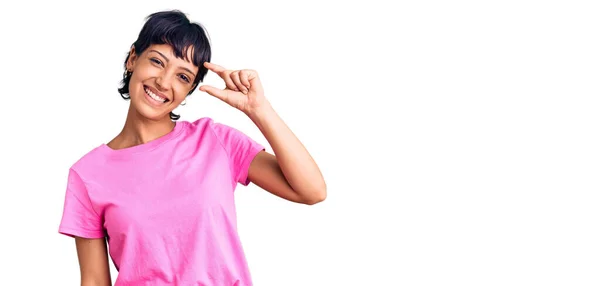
[125,46,137,71]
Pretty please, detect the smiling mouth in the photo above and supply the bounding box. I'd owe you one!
[144,85,169,103]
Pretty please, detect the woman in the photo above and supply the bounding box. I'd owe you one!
[58,10,326,286]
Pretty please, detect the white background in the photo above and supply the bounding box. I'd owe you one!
[0,0,598,285]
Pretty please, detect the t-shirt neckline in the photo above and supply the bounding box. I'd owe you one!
[99,121,186,156]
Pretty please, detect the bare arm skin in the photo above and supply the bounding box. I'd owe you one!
[74,237,112,286]
[200,63,327,205]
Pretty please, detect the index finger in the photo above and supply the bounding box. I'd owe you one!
[204,62,227,74]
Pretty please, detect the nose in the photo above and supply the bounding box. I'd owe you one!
[155,70,172,92]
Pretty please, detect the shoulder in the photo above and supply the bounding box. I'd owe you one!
[176,117,230,148]
[179,116,215,136]
[185,116,232,130]
[68,145,106,181]
[183,116,238,137]
[186,116,214,128]
[181,117,255,150]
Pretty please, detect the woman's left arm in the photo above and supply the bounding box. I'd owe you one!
[199,62,326,205]
[247,106,327,205]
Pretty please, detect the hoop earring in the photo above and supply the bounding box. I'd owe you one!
[180,99,187,106]
[123,69,132,78]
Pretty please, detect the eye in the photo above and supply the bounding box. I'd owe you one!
[150,58,163,66]
[179,74,190,83]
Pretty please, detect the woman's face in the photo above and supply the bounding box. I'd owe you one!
[126,44,198,120]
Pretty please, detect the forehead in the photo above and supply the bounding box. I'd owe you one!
[146,44,197,68]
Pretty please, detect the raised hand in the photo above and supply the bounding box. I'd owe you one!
[199,62,269,115]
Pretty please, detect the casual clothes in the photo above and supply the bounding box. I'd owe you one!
[58,117,264,285]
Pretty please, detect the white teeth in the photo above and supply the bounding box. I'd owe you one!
[145,87,166,103]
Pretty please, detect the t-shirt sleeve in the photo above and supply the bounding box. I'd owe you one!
[210,120,265,186]
[58,168,105,239]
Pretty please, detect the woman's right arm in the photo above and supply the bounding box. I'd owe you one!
[74,237,112,286]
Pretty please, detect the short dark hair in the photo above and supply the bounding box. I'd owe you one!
[118,10,212,120]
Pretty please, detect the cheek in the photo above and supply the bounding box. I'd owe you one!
[129,74,144,97]
[129,67,153,94]
[132,65,153,82]
[174,83,192,100]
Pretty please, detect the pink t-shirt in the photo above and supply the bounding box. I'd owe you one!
[58,117,264,286]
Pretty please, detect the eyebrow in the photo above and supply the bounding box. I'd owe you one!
[150,49,197,80]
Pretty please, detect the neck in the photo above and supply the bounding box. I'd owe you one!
[108,105,176,150]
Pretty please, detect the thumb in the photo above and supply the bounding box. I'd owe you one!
[199,85,227,101]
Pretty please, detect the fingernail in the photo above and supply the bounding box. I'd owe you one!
[242,89,248,94]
